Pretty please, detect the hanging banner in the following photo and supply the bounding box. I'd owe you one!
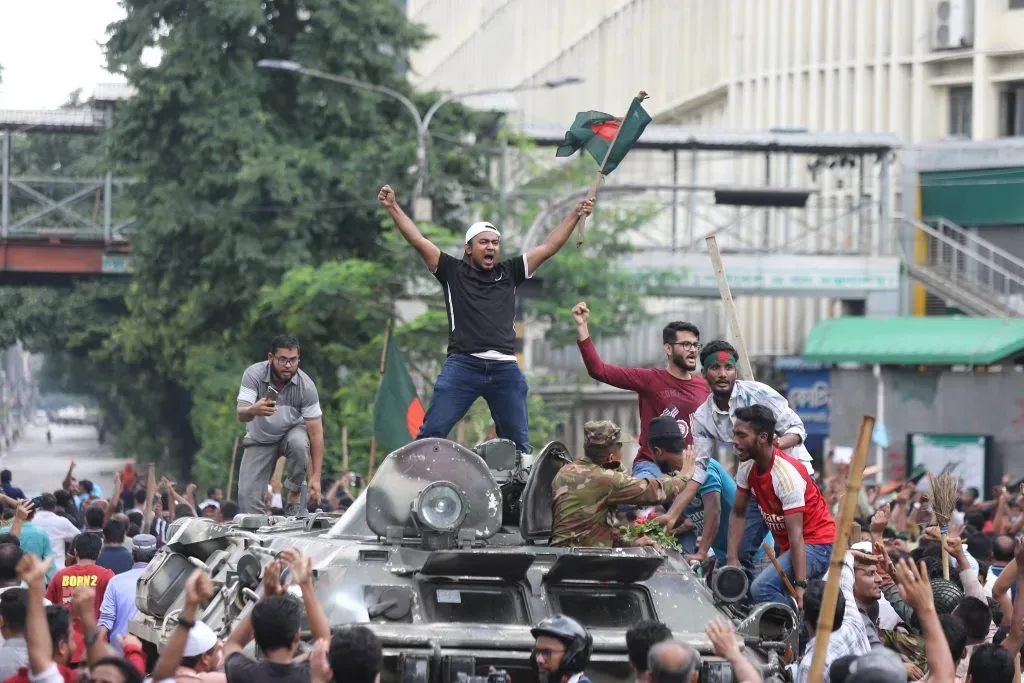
[784,370,831,436]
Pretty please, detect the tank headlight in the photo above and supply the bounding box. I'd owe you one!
[412,481,468,533]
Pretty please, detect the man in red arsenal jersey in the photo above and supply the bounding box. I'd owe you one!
[572,301,710,477]
[726,404,835,609]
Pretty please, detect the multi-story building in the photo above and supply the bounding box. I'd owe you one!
[409,0,1024,146]
[407,0,1024,340]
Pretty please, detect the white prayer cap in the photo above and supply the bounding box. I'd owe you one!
[182,620,219,657]
[465,222,500,244]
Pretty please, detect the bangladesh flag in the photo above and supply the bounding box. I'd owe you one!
[555,93,652,174]
[373,333,425,455]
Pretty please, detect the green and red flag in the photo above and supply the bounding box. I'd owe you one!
[372,333,425,455]
[555,92,652,174]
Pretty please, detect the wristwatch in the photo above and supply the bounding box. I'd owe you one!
[83,630,100,647]
[177,617,196,629]
[793,579,808,589]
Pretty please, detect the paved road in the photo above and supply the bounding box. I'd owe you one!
[0,422,123,498]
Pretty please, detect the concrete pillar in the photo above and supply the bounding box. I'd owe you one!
[972,1,991,140]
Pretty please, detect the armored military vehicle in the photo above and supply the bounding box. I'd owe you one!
[129,438,798,683]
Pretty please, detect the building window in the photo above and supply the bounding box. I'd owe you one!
[1000,82,1024,136]
[949,86,972,137]
[1011,0,1024,9]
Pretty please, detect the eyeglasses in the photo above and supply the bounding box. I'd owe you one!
[533,647,565,661]
[669,341,702,351]
[274,356,299,366]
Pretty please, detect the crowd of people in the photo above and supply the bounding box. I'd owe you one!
[0,454,764,683]
[0,456,368,683]
[543,301,1024,683]
[0,448,1021,683]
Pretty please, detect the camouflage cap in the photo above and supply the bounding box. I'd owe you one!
[584,420,622,447]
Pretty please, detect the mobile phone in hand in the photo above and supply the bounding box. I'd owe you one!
[265,386,280,405]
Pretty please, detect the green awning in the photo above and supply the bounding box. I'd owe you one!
[802,316,1024,365]
[920,167,1024,226]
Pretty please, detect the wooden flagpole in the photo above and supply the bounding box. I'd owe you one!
[141,463,157,534]
[761,541,799,602]
[226,435,240,500]
[705,235,755,381]
[807,414,876,683]
[705,233,755,472]
[574,90,649,246]
[367,319,393,482]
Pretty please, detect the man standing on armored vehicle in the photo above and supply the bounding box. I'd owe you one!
[550,421,694,548]
[236,335,325,514]
[378,184,593,454]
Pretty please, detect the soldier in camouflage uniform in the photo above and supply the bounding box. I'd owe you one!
[550,420,695,548]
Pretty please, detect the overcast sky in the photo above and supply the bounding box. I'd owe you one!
[0,0,127,110]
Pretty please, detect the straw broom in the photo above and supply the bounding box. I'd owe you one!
[928,471,958,580]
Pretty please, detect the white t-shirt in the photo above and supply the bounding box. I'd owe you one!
[31,511,81,570]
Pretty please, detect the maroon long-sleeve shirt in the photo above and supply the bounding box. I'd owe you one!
[577,337,711,464]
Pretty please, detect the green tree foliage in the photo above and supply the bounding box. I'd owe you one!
[100,0,497,476]
[103,0,496,346]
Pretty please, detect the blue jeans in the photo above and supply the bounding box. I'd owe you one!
[750,542,832,606]
[740,501,770,572]
[417,354,531,453]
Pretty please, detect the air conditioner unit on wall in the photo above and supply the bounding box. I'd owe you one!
[932,0,975,50]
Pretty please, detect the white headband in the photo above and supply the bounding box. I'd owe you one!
[465,221,500,244]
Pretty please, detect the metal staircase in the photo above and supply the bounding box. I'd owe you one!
[901,216,1024,318]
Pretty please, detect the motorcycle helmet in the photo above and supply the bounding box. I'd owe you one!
[530,614,593,679]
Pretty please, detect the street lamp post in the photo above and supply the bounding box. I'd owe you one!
[257,59,581,221]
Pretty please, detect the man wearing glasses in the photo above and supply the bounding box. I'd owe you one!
[236,335,325,515]
[570,301,710,476]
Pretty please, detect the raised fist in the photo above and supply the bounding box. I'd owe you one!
[377,185,396,209]
[571,302,590,326]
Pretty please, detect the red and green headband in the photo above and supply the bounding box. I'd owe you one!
[711,350,737,367]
